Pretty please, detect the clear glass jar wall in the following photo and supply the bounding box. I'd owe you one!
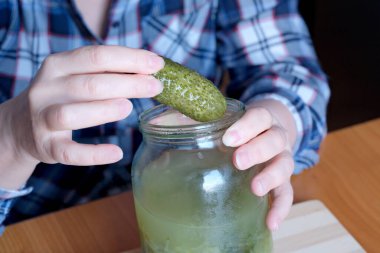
[132,98,272,253]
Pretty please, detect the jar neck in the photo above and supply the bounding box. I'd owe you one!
[139,98,245,145]
[142,129,226,146]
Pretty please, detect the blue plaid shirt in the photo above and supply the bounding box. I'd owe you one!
[0,0,330,230]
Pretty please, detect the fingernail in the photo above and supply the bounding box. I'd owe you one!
[235,151,248,170]
[146,75,164,96]
[223,130,240,146]
[110,148,123,161]
[255,180,265,196]
[114,149,123,161]
[271,221,279,232]
[151,78,164,94]
[116,99,132,117]
[148,55,164,70]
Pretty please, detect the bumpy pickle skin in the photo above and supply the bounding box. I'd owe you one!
[153,58,227,122]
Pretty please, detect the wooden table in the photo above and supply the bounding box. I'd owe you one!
[292,118,380,253]
[0,119,379,253]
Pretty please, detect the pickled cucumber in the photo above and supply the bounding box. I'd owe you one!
[153,58,227,122]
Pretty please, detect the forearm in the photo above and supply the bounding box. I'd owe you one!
[0,96,38,190]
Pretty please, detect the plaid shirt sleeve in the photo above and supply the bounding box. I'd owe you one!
[217,0,330,173]
[0,186,33,234]
[0,199,12,235]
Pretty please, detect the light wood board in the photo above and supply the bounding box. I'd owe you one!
[125,200,365,253]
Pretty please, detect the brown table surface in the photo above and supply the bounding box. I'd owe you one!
[0,119,379,253]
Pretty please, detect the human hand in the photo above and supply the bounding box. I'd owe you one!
[0,46,164,188]
[222,99,296,231]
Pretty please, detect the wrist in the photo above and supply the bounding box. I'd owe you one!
[0,156,38,190]
[0,95,39,190]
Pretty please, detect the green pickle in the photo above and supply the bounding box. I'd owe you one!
[134,149,272,253]
[153,58,227,122]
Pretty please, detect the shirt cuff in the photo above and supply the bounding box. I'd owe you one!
[0,186,33,235]
[0,198,14,235]
[0,186,33,200]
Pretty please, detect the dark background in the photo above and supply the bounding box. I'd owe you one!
[299,0,380,131]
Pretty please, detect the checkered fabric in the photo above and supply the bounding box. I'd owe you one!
[0,0,329,229]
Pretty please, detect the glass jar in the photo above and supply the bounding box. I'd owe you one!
[132,98,272,253]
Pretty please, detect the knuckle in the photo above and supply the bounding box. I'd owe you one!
[54,105,70,129]
[271,129,286,151]
[50,143,61,162]
[287,184,294,197]
[28,78,48,102]
[288,187,294,202]
[82,75,101,97]
[64,75,102,99]
[64,76,80,97]
[90,152,101,165]
[41,54,57,69]
[282,153,295,175]
[61,149,72,164]
[280,183,294,204]
[27,85,40,103]
[87,45,107,67]
[266,169,283,186]
[256,107,272,126]
[40,54,61,76]
[268,154,294,185]
[252,146,265,164]
[51,142,73,164]
[40,141,56,164]
[264,154,295,188]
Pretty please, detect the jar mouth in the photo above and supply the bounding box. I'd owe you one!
[139,98,245,137]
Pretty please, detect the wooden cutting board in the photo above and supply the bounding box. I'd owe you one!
[272,200,365,253]
[124,200,366,253]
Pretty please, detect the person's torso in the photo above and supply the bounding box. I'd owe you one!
[0,0,221,101]
[0,0,224,223]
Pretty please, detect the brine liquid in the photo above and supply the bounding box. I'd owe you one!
[133,149,272,253]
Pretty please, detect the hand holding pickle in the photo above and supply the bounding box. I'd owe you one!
[0,46,165,190]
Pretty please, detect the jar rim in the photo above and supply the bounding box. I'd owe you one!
[139,98,245,137]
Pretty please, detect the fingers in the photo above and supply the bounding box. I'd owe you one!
[232,125,287,170]
[27,46,162,166]
[42,45,165,77]
[223,107,272,147]
[44,98,133,131]
[249,151,294,231]
[62,73,163,101]
[50,138,123,165]
[251,151,294,196]
[266,181,294,231]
